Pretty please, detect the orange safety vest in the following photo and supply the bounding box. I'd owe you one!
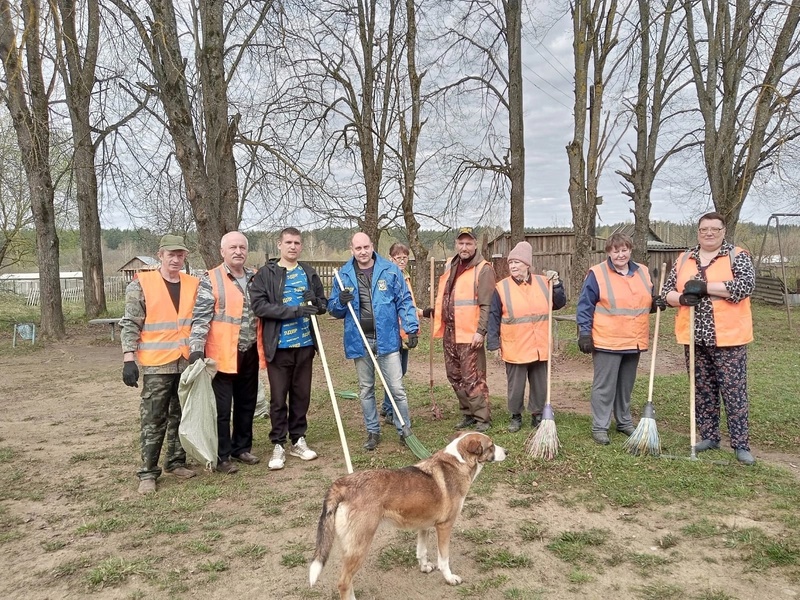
[205,265,244,374]
[497,275,551,363]
[590,262,652,351]
[433,259,489,343]
[137,270,199,366]
[674,248,753,346]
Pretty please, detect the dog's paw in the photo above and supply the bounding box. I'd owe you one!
[419,562,435,574]
[445,574,462,586]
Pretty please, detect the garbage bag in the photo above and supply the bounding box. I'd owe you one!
[178,358,219,471]
[255,370,269,419]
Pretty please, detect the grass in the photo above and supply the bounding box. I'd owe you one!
[546,529,609,565]
[472,548,532,570]
[86,557,155,588]
[376,545,417,570]
[637,581,684,600]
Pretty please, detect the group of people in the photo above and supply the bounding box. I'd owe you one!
[121,210,757,496]
[577,211,755,465]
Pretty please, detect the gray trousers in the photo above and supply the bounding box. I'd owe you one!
[590,351,640,432]
[506,361,547,416]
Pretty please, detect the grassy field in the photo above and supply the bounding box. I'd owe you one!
[1,294,799,598]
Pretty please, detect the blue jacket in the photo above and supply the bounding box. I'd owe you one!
[329,252,419,359]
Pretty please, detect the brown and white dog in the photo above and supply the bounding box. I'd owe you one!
[309,432,507,600]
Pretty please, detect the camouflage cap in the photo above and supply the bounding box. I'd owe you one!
[159,234,189,252]
[456,226,477,240]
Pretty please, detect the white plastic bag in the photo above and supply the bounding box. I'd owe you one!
[178,358,219,471]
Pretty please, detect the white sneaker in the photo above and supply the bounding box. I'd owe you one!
[288,437,318,461]
[268,444,285,470]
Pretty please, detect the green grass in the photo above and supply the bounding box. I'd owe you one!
[473,548,532,570]
[518,522,546,542]
[279,551,306,567]
[86,557,155,588]
[376,545,417,570]
[637,581,684,600]
[546,529,609,565]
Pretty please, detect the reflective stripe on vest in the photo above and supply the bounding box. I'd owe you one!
[205,265,244,374]
[498,275,550,363]
[590,262,652,351]
[674,248,753,346]
[433,259,488,343]
[136,270,199,366]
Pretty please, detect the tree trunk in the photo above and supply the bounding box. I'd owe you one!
[57,0,106,318]
[506,0,525,247]
[0,0,65,338]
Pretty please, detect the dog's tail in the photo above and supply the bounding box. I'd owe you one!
[309,486,341,587]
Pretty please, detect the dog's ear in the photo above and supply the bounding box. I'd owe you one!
[465,438,483,456]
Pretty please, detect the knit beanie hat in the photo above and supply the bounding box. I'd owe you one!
[507,241,532,267]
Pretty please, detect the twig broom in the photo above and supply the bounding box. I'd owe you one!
[429,256,442,419]
[525,274,559,460]
[623,262,666,457]
[334,269,431,459]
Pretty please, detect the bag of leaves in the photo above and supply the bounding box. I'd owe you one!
[178,358,219,471]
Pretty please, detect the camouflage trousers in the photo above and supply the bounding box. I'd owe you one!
[443,327,491,423]
[138,373,187,480]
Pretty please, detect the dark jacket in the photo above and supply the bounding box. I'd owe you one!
[250,259,327,363]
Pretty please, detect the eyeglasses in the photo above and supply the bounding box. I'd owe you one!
[698,227,724,234]
[392,255,409,262]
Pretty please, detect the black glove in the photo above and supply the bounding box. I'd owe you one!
[406,334,418,349]
[189,351,204,364]
[679,293,702,307]
[122,361,139,387]
[302,289,316,304]
[338,289,354,305]
[297,305,319,316]
[683,279,707,296]
[422,307,434,318]
[578,334,594,354]
[652,296,668,312]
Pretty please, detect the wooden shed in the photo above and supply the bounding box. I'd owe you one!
[118,256,159,281]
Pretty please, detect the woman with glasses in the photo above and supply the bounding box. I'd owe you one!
[662,212,756,465]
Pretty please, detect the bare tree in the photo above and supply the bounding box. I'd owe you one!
[566,0,626,293]
[0,0,65,338]
[683,0,800,239]
[616,0,697,262]
[0,120,35,269]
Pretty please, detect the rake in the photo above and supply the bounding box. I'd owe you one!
[309,309,353,474]
[525,274,559,460]
[334,269,431,459]
[623,263,666,457]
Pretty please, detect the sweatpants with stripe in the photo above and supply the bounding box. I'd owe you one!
[590,350,639,433]
[685,343,750,451]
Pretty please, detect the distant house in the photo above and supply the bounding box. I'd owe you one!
[118,256,159,281]
[487,228,606,258]
[0,272,83,295]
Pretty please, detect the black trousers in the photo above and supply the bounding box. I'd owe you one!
[212,345,259,461]
[267,345,315,445]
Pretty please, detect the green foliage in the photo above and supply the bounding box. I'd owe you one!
[86,557,155,588]
[376,545,417,570]
[473,548,532,570]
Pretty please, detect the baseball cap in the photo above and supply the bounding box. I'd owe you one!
[456,226,477,240]
[159,234,189,252]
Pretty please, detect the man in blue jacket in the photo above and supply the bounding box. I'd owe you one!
[328,232,420,450]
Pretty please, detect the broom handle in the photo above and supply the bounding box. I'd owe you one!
[689,305,697,458]
[646,264,667,405]
[309,311,353,474]
[429,256,435,394]
[333,269,409,429]
[545,274,554,407]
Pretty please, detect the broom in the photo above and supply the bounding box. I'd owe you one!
[525,273,559,460]
[333,269,431,459]
[429,255,442,419]
[308,309,353,474]
[623,263,666,457]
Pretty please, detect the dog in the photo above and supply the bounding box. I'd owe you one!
[309,432,507,600]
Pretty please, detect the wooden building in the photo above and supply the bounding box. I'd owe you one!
[118,256,159,281]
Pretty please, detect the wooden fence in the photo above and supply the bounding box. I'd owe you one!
[24,276,127,307]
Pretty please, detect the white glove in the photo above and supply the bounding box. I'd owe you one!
[545,270,560,284]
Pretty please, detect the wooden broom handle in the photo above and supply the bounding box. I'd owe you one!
[546,274,554,407]
[429,256,435,386]
[646,263,667,405]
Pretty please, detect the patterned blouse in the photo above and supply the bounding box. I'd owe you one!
[661,241,755,346]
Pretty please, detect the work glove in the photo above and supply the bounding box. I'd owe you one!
[578,334,594,354]
[422,307,434,318]
[302,289,316,304]
[406,334,419,349]
[338,289,354,305]
[122,361,139,387]
[545,270,560,285]
[297,305,319,317]
[189,351,204,365]
[652,296,668,312]
[683,279,707,296]
[679,293,702,307]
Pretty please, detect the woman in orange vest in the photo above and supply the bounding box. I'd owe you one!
[662,212,756,465]
[486,241,566,432]
[577,232,661,446]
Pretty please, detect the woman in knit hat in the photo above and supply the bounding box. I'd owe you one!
[486,241,566,432]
